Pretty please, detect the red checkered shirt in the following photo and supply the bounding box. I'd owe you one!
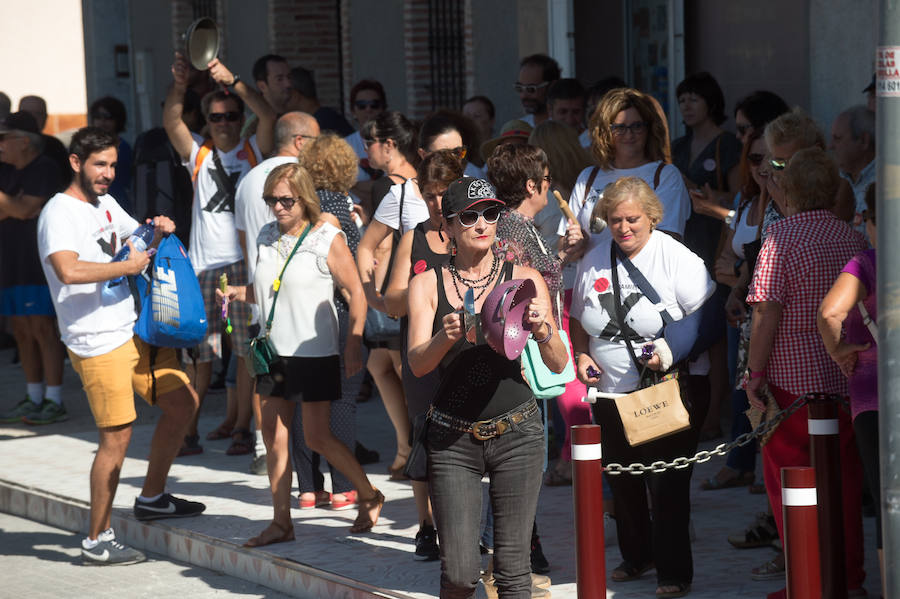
[747,210,867,396]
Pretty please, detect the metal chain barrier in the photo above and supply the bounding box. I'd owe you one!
[603,393,814,476]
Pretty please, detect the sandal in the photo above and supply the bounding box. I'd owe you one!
[205,422,233,441]
[177,434,203,457]
[700,468,754,490]
[610,560,654,582]
[350,489,385,533]
[656,583,691,598]
[388,449,410,481]
[727,512,779,549]
[226,428,254,456]
[751,554,785,580]
[243,520,295,548]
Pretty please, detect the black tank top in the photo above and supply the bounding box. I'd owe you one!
[430,261,533,420]
[401,223,450,417]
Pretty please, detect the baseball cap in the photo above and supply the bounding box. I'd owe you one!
[442,177,505,220]
[0,111,39,135]
[863,73,876,93]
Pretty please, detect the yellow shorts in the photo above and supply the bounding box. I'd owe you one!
[68,336,190,428]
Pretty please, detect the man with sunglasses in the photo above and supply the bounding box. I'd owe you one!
[346,79,388,208]
[515,54,561,127]
[164,51,276,456]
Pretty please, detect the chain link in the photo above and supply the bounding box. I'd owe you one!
[603,392,815,476]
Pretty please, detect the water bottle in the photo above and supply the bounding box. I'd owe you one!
[104,223,155,292]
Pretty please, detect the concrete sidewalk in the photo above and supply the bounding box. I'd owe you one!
[0,347,882,597]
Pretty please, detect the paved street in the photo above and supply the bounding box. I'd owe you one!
[0,346,883,597]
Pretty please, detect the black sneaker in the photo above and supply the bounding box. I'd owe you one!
[82,538,146,565]
[414,523,439,561]
[134,493,206,521]
[531,536,550,574]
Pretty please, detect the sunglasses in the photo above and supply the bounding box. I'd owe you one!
[451,146,468,160]
[363,137,383,149]
[263,195,298,210]
[92,111,114,120]
[736,124,751,136]
[208,111,241,123]
[354,99,383,110]
[450,205,502,227]
[769,158,787,171]
[610,122,648,136]
[514,81,550,94]
[747,153,765,166]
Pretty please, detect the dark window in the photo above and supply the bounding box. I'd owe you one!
[428,0,465,111]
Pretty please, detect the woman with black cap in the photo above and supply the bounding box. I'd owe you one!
[407,177,568,598]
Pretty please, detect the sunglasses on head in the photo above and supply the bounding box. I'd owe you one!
[747,153,765,166]
[610,122,648,136]
[450,205,502,227]
[769,158,787,171]
[208,111,241,123]
[354,99,383,110]
[263,195,297,210]
[514,81,550,94]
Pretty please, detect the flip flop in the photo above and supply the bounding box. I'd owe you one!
[610,561,654,582]
[656,583,691,598]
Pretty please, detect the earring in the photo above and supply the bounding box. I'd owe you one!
[450,239,457,256]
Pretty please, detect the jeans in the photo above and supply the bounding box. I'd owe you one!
[428,403,544,599]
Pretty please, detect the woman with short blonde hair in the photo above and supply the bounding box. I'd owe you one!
[597,176,664,227]
[262,163,321,223]
[300,133,359,194]
[780,147,839,213]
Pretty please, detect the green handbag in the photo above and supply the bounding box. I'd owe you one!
[245,223,312,378]
[522,328,576,399]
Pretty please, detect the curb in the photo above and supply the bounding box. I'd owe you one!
[0,478,415,599]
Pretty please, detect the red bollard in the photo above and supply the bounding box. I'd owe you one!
[783,467,821,599]
[808,394,847,599]
[571,424,605,599]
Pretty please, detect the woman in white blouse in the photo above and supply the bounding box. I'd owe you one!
[570,177,714,598]
[220,163,383,546]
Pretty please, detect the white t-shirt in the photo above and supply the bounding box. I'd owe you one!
[37,192,141,357]
[578,129,591,149]
[373,179,429,233]
[253,221,344,357]
[234,155,297,281]
[557,162,691,245]
[184,133,262,273]
[571,231,714,392]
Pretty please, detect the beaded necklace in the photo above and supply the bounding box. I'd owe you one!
[448,252,500,304]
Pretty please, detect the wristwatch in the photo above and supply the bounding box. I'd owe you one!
[724,209,736,225]
[228,74,241,88]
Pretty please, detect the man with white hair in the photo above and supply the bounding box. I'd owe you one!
[830,105,876,237]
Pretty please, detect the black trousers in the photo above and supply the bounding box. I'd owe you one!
[592,374,710,587]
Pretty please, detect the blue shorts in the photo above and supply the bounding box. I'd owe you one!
[0,285,55,316]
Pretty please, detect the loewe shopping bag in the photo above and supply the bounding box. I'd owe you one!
[614,377,690,447]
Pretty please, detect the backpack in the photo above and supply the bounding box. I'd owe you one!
[131,127,194,248]
[134,234,207,348]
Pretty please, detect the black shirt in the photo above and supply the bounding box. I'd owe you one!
[0,155,62,287]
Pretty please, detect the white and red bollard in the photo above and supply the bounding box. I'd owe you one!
[782,466,821,598]
[571,424,605,599]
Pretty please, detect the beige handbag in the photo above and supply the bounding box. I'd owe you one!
[614,376,691,447]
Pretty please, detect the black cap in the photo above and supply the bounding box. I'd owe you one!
[441,177,504,220]
[0,111,39,134]
[863,74,876,93]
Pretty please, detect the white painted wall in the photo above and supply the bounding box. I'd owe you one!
[0,0,87,114]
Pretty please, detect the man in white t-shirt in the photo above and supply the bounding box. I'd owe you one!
[515,54,560,127]
[163,51,276,455]
[37,127,205,566]
[234,111,318,473]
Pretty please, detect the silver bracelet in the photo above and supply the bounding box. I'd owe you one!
[532,322,553,344]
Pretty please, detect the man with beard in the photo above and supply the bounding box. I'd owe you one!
[37,127,205,565]
[515,54,560,127]
[0,111,65,425]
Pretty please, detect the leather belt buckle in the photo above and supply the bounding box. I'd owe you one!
[472,419,497,441]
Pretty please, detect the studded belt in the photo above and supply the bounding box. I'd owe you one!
[427,399,539,441]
